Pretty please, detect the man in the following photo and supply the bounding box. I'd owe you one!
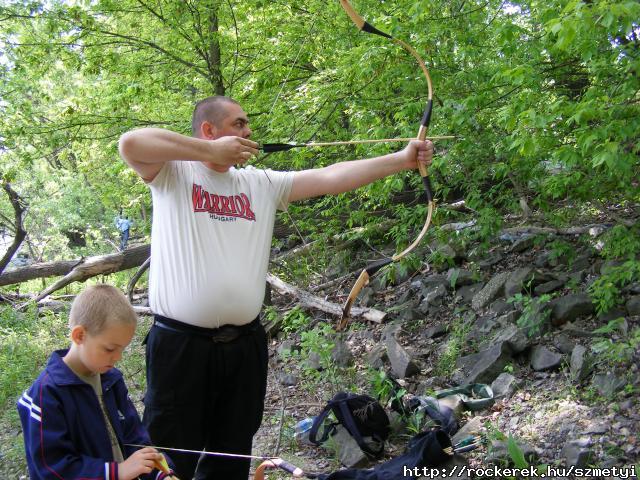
[119,96,433,480]
[115,214,133,251]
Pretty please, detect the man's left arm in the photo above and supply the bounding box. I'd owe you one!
[288,140,433,203]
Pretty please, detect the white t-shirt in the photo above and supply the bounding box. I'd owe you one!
[148,161,293,327]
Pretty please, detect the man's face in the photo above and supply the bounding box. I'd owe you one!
[210,102,252,139]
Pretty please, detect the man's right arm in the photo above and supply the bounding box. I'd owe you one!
[118,128,258,182]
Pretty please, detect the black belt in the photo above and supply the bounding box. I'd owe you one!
[153,314,260,343]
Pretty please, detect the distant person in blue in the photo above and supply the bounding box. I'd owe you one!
[115,214,133,251]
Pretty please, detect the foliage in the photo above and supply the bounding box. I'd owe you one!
[435,314,470,376]
[367,368,405,406]
[0,0,636,273]
[507,434,529,470]
[589,259,640,314]
[508,293,553,338]
[280,306,311,335]
[547,239,576,265]
[592,324,640,366]
[599,225,640,260]
[299,322,336,374]
[0,306,68,408]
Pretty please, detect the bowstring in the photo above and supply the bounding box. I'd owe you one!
[261,8,320,250]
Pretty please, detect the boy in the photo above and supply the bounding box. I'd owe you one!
[17,284,179,480]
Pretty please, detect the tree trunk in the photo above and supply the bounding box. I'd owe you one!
[0,180,27,275]
[207,2,225,95]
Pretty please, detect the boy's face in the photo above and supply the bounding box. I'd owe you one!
[71,322,135,376]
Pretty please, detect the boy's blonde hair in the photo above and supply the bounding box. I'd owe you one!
[69,284,137,334]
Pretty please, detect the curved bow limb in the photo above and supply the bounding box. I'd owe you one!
[338,0,437,330]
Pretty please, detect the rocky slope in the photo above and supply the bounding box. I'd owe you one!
[254,221,639,479]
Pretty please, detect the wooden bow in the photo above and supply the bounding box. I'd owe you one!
[338,0,437,330]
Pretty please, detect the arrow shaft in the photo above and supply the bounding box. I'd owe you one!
[306,136,453,147]
[261,135,454,152]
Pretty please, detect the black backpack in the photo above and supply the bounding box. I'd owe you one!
[309,392,390,458]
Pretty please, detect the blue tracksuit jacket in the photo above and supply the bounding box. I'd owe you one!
[17,349,174,480]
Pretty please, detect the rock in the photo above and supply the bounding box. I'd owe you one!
[593,373,627,397]
[394,304,422,323]
[486,439,538,465]
[626,295,640,316]
[598,307,627,323]
[534,279,565,295]
[583,420,609,435]
[490,299,513,316]
[509,235,536,253]
[472,272,510,312]
[423,323,448,339]
[618,399,634,412]
[423,284,448,306]
[456,283,484,305]
[330,425,371,468]
[478,252,504,270]
[359,286,376,307]
[529,345,563,371]
[387,410,407,436]
[366,345,388,370]
[569,254,592,273]
[534,251,551,268]
[570,345,593,382]
[434,244,461,266]
[421,274,450,290]
[278,372,298,386]
[455,341,513,385]
[491,324,530,354]
[466,314,499,343]
[562,439,593,467]
[504,267,534,298]
[277,340,298,357]
[452,416,484,445]
[331,340,354,367]
[550,294,595,326]
[385,335,420,378]
[382,322,403,339]
[306,351,323,371]
[491,373,518,399]
[554,333,575,354]
[446,268,475,289]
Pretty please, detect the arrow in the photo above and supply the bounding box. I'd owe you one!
[261,135,455,153]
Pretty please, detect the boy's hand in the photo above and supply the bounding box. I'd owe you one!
[119,447,164,480]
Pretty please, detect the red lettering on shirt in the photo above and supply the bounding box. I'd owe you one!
[192,183,256,221]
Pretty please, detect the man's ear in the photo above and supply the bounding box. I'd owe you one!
[70,325,87,345]
[200,121,217,140]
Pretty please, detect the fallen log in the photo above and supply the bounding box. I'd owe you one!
[266,273,386,324]
[31,246,151,303]
[0,245,150,287]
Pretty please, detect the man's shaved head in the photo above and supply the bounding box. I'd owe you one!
[191,96,240,137]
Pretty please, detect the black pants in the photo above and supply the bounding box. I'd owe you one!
[143,317,268,480]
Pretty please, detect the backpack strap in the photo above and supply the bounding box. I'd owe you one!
[309,393,349,445]
[335,397,384,458]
